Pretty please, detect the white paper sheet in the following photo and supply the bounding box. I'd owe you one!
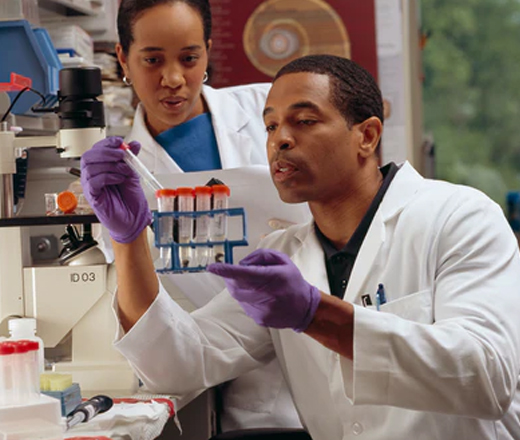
[146,165,312,307]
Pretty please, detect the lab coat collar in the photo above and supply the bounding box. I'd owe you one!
[129,87,257,172]
[292,162,425,301]
[291,222,331,295]
[202,85,254,168]
[378,161,424,222]
[127,104,184,174]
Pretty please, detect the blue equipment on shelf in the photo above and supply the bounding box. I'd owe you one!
[0,20,62,114]
[153,207,248,273]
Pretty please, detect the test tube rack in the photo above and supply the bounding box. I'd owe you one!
[153,207,248,273]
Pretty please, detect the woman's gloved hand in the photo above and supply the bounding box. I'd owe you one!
[207,248,321,332]
[80,136,152,244]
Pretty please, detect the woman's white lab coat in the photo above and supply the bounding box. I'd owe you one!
[119,83,303,431]
[115,162,520,439]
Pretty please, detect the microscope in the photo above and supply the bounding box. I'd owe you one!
[0,67,138,394]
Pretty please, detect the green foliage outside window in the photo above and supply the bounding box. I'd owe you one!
[421,0,520,206]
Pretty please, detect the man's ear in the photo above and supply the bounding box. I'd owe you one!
[357,117,383,158]
[115,43,130,79]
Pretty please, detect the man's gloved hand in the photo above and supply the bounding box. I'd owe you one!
[207,248,321,332]
[80,136,152,244]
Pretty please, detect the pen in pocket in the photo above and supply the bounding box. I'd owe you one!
[375,283,386,310]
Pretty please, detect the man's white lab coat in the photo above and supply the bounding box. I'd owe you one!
[117,83,303,431]
[115,162,520,439]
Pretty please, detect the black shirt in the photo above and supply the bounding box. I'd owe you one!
[315,162,399,299]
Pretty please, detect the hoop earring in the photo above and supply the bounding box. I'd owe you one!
[202,71,208,84]
[123,76,133,86]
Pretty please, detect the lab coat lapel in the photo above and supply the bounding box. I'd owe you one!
[343,211,385,303]
[203,86,254,168]
[291,224,331,295]
[343,161,425,302]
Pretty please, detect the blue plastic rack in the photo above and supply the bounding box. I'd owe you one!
[153,207,248,273]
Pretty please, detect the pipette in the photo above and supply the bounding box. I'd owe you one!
[120,142,163,193]
[66,395,113,430]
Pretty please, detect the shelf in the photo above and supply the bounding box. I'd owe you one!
[39,0,100,16]
[0,214,99,228]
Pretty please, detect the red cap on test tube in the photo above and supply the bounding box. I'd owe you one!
[212,184,230,196]
[177,187,195,197]
[194,186,213,195]
[155,188,177,198]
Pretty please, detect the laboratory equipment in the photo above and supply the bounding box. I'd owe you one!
[66,394,113,430]
[0,66,137,395]
[0,342,14,407]
[8,317,44,374]
[56,189,77,214]
[120,142,163,194]
[153,183,248,273]
[156,188,176,269]
[194,186,212,267]
[0,20,60,114]
[177,187,195,268]
[211,184,230,263]
[1,340,39,405]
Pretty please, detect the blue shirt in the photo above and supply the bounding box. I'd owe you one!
[155,113,222,172]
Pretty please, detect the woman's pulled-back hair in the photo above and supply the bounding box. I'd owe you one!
[117,0,212,55]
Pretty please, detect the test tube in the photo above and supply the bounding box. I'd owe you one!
[194,186,213,267]
[44,193,58,216]
[10,341,32,404]
[0,342,14,406]
[16,340,40,399]
[210,185,230,263]
[155,188,177,270]
[120,142,163,193]
[177,187,195,268]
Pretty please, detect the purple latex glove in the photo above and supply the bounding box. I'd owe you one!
[207,248,321,332]
[80,136,152,243]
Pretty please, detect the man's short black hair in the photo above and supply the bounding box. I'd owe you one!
[274,55,384,128]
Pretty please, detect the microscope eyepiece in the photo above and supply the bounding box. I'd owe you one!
[57,67,105,130]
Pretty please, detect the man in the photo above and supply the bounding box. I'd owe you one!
[81,55,520,439]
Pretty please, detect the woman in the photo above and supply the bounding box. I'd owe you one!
[102,0,303,433]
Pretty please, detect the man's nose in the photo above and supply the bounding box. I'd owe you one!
[270,126,295,152]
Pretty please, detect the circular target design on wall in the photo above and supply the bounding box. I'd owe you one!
[243,0,351,77]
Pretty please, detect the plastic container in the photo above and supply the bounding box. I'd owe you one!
[13,340,39,400]
[56,190,78,214]
[46,24,94,64]
[195,186,213,267]
[0,342,15,407]
[41,382,82,416]
[156,188,176,269]
[0,419,64,440]
[8,318,45,375]
[0,394,64,439]
[177,187,195,268]
[45,193,58,216]
[211,185,231,263]
[0,0,40,25]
